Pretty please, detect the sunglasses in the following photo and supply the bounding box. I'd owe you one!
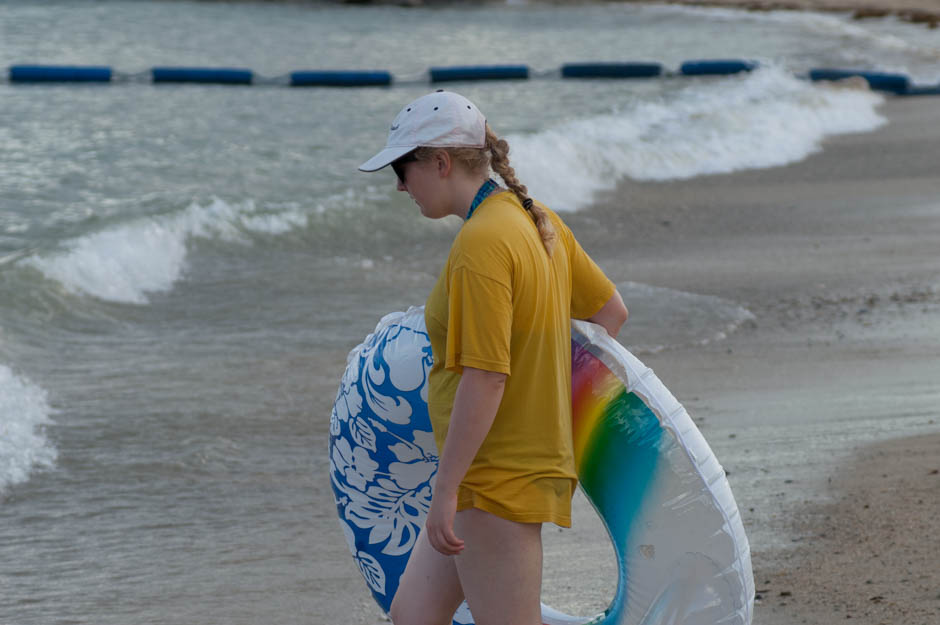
[391,152,418,184]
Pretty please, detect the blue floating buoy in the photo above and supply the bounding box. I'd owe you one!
[808,69,911,95]
[561,62,663,79]
[151,67,253,85]
[680,60,758,76]
[9,65,112,83]
[290,71,392,87]
[902,84,940,96]
[429,65,529,83]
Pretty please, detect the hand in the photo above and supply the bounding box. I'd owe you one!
[425,489,465,556]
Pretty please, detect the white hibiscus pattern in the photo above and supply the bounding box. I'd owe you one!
[339,516,386,595]
[331,438,379,492]
[329,307,442,612]
[360,323,432,425]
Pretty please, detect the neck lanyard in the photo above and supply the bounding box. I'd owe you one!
[465,178,499,221]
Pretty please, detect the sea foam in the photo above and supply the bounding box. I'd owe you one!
[24,198,309,305]
[0,365,57,494]
[509,66,885,211]
[617,282,755,354]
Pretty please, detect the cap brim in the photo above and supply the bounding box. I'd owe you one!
[358,145,417,172]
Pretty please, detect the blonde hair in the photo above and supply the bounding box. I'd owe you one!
[414,124,556,256]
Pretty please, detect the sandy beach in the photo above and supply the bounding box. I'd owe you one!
[340,0,940,29]
[316,91,940,624]
[655,0,940,28]
[759,433,940,624]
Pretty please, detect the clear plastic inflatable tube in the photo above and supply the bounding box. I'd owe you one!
[570,319,753,625]
[328,307,755,625]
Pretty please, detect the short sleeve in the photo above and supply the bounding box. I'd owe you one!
[445,266,513,375]
[565,226,616,320]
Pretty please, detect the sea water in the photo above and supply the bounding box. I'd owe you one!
[0,1,937,623]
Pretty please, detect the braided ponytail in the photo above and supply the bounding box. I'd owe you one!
[485,124,556,257]
[415,125,557,257]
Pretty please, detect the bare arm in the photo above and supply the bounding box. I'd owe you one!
[426,366,507,555]
[587,289,629,338]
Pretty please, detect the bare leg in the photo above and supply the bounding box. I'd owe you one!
[453,508,543,625]
[389,526,465,625]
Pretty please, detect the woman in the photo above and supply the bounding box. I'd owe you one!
[359,90,628,625]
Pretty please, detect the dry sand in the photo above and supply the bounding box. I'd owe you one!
[316,93,940,624]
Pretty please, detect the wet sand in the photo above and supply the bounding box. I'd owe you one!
[316,94,940,623]
[759,433,940,625]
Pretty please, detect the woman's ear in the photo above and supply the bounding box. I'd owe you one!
[434,150,452,178]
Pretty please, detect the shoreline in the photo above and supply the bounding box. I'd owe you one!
[199,1,940,30]
[317,97,940,623]
[567,94,940,623]
[652,0,940,29]
[318,0,940,29]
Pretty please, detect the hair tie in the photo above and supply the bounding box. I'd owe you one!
[522,198,534,211]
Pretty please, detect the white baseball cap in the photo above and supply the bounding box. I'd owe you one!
[358,90,486,172]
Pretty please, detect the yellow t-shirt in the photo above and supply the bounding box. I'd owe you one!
[424,190,615,527]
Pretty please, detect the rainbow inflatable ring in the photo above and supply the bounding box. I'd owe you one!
[329,306,754,625]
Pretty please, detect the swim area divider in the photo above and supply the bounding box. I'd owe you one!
[6,62,940,96]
